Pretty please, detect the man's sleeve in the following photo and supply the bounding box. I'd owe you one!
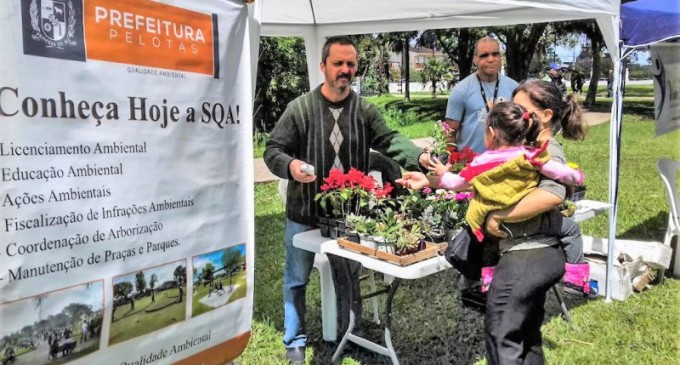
[445,84,465,121]
[263,105,297,179]
[366,103,423,171]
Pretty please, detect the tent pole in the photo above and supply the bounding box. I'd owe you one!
[605,41,624,302]
[304,30,325,90]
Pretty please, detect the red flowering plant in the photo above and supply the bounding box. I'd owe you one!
[315,168,393,219]
[448,146,477,173]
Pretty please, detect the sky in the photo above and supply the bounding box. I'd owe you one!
[555,44,650,65]
[0,281,103,338]
[113,259,185,286]
[192,244,246,280]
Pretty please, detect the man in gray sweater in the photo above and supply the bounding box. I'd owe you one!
[264,35,430,364]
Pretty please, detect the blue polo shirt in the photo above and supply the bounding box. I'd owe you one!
[445,73,518,153]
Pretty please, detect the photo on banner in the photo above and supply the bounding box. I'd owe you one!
[1,0,257,364]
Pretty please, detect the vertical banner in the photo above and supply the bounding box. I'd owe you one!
[0,0,256,364]
[651,43,680,137]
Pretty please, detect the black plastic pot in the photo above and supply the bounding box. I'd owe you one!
[345,231,360,243]
[431,153,450,165]
[318,217,331,238]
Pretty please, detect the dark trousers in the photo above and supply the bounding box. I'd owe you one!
[327,254,363,339]
[485,245,565,365]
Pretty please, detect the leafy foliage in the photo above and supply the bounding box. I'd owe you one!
[254,37,309,133]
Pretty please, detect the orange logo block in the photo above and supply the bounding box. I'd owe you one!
[84,0,216,76]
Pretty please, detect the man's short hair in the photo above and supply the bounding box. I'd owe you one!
[473,36,499,55]
[321,36,357,64]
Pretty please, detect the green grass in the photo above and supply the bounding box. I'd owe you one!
[561,116,680,238]
[242,99,679,365]
[109,288,186,345]
[542,279,680,365]
[192,271,248,317]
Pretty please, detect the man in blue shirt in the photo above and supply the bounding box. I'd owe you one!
[445,37,519,154]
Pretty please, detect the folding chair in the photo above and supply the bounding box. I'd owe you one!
[657,159,680,278]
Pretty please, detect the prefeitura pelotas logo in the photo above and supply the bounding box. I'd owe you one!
[21,0,86,61]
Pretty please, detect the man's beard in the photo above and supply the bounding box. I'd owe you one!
[334,76,351,91]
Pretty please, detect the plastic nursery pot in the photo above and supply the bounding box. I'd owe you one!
[345,231,360,243]
[427,231,446,243]
[431,153,450,165]
[335,219,346,238]
[318,217,331,238]
[570,185,587,202]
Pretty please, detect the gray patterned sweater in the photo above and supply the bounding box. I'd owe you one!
[264,85,423,226]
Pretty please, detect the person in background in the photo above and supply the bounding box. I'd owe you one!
[264,35,431,365]
[444,36,519,154]
[483,79,588,365]
[570,69,585,95]
[607,69,614,97]
[543,63,567,95]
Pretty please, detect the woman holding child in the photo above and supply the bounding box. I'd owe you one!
[482,80,586,365]
[399,80,586,365]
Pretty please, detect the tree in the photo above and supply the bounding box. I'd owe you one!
[62,303,93,323]
[32,293,47,322]
[491,23,548,82]
[254,37,309,133]
[149,273,158,292]
[113,281,133,300]
[355,36,391,95]
[149,274,158,303]
[553,19,606,105]
[419,58,451,99]
[201,263,215,284]
[134,271,146,297]
[420,28,485,82]
[113,281,134,312]
[222,248,246,290]
[174,265,186,287]
[379,32,418,100]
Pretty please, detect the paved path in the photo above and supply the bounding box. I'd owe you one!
[253,111,611,184]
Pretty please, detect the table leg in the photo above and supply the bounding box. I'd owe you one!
[314,254,338,341]
[368,270,381,324]
[330,278,402,365]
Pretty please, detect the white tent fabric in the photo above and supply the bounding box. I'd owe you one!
[252,0,623,301]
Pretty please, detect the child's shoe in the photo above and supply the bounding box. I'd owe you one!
[480,266,495,293]
[563,262,590,295]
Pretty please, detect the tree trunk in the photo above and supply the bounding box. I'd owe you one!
[403,41,410,101]
[499,24,547,82]
[585,38,602,106]
[455,29,474,80]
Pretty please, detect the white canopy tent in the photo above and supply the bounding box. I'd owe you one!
[251,0,624,301]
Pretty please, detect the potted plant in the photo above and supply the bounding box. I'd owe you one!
[374,208,403,254]
[447,147,477,172]
[394,225,426,256]
[428,120,457,164]
[346,214,378,248]
[315,168,394,238]
[419,205,446,243]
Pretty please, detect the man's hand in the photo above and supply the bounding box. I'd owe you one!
[289,159,317,183]
[396,171,429,190]
[485,211,508,238]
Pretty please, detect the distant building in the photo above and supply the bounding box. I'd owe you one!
[389,46,448,73]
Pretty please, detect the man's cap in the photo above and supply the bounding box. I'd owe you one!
[549,63,561,70]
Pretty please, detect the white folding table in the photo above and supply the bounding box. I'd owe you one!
[292,199,611,363]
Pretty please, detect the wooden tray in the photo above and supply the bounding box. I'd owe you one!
[337,238,438,266]
[433,242,448,254]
